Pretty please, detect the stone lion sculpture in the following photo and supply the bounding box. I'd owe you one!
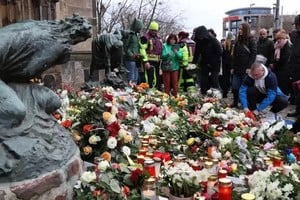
[0,14,91,182]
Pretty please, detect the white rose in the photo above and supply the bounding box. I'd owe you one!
[88,135,101,144]
[80,171,96,183]
[97,160,110,172]
[107,137,117,149]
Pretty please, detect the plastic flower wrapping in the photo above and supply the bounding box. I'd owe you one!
[53,84,300,199]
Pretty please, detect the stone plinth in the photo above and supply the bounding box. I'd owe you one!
[0,149,83,200]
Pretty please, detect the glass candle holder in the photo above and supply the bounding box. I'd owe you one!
[218,169,227,179]
[273,156,283,167]
[142,177,158,200]
[153,157,161,178]
[144,159,156,177]
[218,178,232,200]
[137,155,145,165]
[207,175,218,198]
[292,146,300,161]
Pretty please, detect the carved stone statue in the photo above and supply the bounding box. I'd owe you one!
[0,14,91,182]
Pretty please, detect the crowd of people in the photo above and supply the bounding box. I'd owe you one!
[89,14,300,123]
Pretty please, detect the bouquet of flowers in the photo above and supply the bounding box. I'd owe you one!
[74,161,147,200]
[247,164,300,200]
[161,162,202,197]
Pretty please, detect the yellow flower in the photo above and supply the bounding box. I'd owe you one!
[100,151,112,162]
[72,130,81,142]
[231,163,238,172]
[123,134,133,143]
[103,112,112,121]
[83,145,93,155]
[187,137,195,146]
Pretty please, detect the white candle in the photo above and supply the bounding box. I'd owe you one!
[142,189,158,200]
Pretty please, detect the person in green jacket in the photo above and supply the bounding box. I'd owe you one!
[161,34,183,97]
[122,18,144,86]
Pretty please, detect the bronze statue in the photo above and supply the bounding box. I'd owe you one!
[0,14,91,182]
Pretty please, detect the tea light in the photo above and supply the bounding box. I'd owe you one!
[241,193,255,200]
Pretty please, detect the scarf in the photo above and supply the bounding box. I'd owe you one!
[274,39,287,61]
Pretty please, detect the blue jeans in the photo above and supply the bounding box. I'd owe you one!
[125,61,139,84]
[232,73,246,103]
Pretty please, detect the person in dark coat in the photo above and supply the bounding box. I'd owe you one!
[192,25,222,94]
[240,62,288,118]
[257,28,274,67]
[287,14,300,118]
[231,22,257,107]
[220,32,235,98]
[270,29,292,96]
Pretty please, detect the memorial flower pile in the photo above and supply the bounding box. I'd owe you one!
[55,85,300,199]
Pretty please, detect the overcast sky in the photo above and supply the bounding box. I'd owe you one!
[171,0,300,39]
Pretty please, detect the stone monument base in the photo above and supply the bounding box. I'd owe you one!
[0,149,83,200]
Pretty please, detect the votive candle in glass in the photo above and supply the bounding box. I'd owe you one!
[273,156,283,167]
[218,169,227,179]
[144,159,156,177]
[218,178,232,200]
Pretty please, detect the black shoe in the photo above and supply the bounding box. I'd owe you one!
[287,112,299,117]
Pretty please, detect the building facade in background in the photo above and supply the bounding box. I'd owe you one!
[223,6,295,39]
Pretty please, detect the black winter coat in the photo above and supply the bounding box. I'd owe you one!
[232,36,257,75]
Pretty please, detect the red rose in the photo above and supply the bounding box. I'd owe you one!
[61,119,72,128]
[106,121,120,137]
[130,168,143,185]
[117,107,127,120]
[122,185,130,196]
[82,124,93,134]
[226,123,235,131]
[103,91,113,101]
[243,132,251,140]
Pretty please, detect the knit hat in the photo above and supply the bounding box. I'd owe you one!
[255,54,267,65]
[149,21,159,31]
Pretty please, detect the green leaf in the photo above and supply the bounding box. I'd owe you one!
[110,179,121,193]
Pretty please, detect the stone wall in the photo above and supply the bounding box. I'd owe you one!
[0,149,83,200]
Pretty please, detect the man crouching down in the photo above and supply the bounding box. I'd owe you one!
[239,62,288,119]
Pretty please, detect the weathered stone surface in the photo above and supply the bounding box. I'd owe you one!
[67,158,82,181]
[55,192,67,200]
[0,190,5,200]
[11,172,62,200]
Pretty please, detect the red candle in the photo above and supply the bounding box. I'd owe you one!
[218,178,232,200]
[218,169,227,179]
[273,156,283,167]
[137,155,145,165]
[292,147,300,161]
[144,159,156,177]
